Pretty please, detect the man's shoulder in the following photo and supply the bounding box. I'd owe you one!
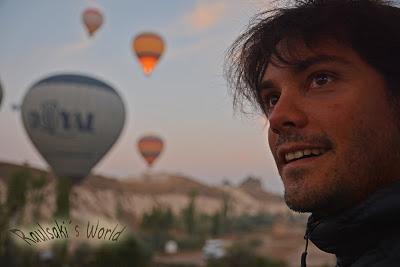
[351,230,400,267]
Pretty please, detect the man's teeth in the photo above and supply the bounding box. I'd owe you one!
[285,149,325,162]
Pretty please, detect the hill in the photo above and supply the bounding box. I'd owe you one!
[0,161,290,225]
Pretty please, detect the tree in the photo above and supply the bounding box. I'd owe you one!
[6,167,31,223]
[220,195,231,233]
[182,191,197,235]
[95,234,152,267]
[141,206,174,232]
[210,212,221,237]
[210,195,231,236]
[55,176,71,218]
[0,167,32,258]
[30,175,47,220]
[140,205,175,251]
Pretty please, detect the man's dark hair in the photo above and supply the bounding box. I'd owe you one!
[225,0,400,114]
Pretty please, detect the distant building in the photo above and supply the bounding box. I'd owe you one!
[165,240,178,254]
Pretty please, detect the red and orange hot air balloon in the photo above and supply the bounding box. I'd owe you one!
[132,32,165,76]
[137,135,164,168]
[82,8,104,37]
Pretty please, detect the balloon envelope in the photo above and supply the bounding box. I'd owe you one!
[82,8,103,37]
[21,74,125,183]
[133,32,165,75]
[137,135,164,167]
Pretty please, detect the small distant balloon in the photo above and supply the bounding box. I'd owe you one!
[82,8,103,37]
[21,74,125,183]
[137,135,164,168]
[133,32,165,76]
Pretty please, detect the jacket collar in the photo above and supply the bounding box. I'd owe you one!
[307,180,400,265]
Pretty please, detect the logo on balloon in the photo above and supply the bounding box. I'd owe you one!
[27,101,95,136]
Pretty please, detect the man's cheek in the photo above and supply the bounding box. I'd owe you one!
[267,129,276,151]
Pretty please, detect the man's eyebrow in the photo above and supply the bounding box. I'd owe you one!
[293,55,352,73]
[259,80,276,91]
[259,55,352,91]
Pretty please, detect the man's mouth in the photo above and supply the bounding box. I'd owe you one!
[284,148,327,163]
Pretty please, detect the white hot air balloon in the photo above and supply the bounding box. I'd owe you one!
[21,74,125,183]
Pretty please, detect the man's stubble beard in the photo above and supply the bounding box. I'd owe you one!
[282,124,398,215]
[283,160,345,214]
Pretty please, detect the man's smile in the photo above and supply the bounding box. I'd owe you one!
[277,144,331,171]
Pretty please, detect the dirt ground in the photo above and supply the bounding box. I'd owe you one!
[154,223,336,267]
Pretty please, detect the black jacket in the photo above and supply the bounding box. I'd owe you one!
[305,181,400,267]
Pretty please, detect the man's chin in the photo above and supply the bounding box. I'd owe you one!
[281,169,325,212]
[284,190,314,213]
[282,177,325,213]
[283,182,347,215]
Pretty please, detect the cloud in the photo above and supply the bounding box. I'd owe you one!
[183,1,226,32]
[168,38,213,60]
[57,34,93,57]
[177,0,275,35]
[162,0,275,60]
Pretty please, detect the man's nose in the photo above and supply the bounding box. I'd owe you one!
[268,92,308,135]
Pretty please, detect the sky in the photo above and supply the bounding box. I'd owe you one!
[0,0,284,194]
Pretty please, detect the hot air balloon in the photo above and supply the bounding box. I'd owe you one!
[21,74,125,183]
[137,135,164,168]
[133,32,165,76]
[82,8,103,37]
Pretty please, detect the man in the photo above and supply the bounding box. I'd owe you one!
[225,0,400,266]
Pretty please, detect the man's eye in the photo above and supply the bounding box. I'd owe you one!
[309,73,334,88]
[262,94,279,113]
[268,95,279,106]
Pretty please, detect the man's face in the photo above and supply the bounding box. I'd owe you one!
[262,38,400,214]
